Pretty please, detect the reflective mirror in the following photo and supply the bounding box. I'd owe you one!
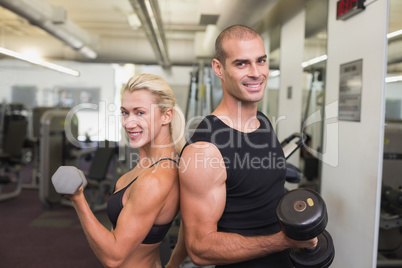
[299,0,328,192]
[378,0,402,266]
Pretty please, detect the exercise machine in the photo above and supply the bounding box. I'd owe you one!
[39,108,79,206]
[281,133,307,185]
[0,103,31,202]
[377,124,402,267]
[39,108,118,211]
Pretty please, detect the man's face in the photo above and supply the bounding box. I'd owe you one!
[217,36,269,104]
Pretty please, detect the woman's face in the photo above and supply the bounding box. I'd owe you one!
[120,89,164,149]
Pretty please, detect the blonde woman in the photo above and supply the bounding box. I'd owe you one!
[67,73,185,268]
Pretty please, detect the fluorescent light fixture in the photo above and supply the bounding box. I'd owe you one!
[0,0,97,59]
[387,29,402,39]
[0,47,80,77]
[302,55,328,68]
[21,49,40,59]
[386,76,402,83]
[127,13,141,29]
[269,70,280,77]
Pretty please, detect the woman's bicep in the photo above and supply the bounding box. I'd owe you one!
[112,174,171,253]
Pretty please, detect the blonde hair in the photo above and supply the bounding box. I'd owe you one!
[123,73,186,154]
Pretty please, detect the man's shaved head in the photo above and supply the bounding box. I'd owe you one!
[215,25,260,67]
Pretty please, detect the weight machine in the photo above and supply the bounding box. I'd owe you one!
[0,103,31,202]
[38,108,118,211]
[377,124,402,267]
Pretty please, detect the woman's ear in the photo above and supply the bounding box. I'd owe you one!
[162,108,173,125]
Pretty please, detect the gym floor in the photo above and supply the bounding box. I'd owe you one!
[0,163,202,268]
[2,164,402,267]
[0,182,106,267]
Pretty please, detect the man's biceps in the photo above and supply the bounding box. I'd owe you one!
[180,174,219,196]
[182,202,219,227]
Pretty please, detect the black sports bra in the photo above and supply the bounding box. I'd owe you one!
[106,158,178,244]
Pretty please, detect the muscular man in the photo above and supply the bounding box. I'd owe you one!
[170,25,317,268]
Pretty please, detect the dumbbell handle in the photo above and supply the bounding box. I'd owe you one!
[290,230,335,268]
[305,245,319,252]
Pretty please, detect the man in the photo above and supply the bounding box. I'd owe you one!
[171,25,317,268]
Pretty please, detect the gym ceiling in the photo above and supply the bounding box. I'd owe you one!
[0,0,401,73]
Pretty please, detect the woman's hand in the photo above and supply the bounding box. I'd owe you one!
[164,262,180,268]
[65,186,85,203]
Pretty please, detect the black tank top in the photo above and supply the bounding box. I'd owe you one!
[106,158,178,244]
[182,112,292,267]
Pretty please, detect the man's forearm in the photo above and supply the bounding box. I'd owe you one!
[187,230,288,266]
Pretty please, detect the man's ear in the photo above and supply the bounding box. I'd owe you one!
[212,58,224,79]
[162,108,173,125]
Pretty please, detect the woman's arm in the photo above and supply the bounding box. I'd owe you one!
[68,167,177,267]
[165,220,188,268]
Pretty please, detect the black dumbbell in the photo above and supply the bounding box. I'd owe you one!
[276,188,335,268]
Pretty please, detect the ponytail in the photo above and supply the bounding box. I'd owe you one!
[171,105,186,154]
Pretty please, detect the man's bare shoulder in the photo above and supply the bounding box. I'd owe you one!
[179,141,226,186]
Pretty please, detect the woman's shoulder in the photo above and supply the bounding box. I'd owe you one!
[125,163,178,204]
[147,158,178,179]
[114,169,138,192]
[136,158,178,187]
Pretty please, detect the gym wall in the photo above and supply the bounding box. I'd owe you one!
[277,8,306,170]
[321,0,389,267]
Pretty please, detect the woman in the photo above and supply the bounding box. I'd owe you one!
[67,73,186,268]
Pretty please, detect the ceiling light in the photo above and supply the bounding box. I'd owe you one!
[387,29,402,39]
[269,70,280,77]
[386,76,402,83]
[21,49,41,59]
[127,13,142,29]
[302,55,328,68]
[0,47,80,77]
[0,0,97,59]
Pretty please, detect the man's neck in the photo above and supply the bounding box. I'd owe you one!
[212,100,260,133]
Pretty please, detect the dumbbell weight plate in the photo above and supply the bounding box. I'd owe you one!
[276,188,327,240]
[289,229,335,268]
[51,166,87,195]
